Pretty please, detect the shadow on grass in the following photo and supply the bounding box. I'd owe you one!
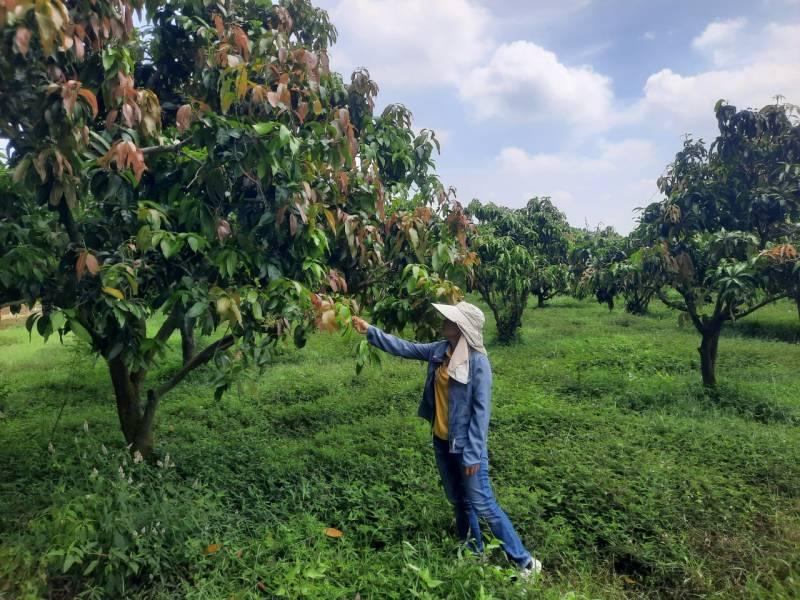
[725,320,800,344]
[612,381,799,425]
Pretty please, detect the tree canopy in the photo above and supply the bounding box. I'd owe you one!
[0,0,469,454]
[639,101,800,386]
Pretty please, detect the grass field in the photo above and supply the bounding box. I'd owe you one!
[1,297,799,599]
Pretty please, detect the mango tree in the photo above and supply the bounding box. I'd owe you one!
[613,246,663,315]
[470,233,534,343]
[522,197,570,307]
[464,202,536,341]
[641,101,800,386]
[569,226,626,310]
[0,0,459,455]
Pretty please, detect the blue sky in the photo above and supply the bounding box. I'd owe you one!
[315,0,800,232]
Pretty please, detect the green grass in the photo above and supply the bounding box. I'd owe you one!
[1,297,799,598]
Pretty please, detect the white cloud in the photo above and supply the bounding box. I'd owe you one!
[691,18,748,65]
[758,23,800,62]
[314,4,800,234]
[325,0,493,87]
[457,41,615,129]
[320,0,613,133]
[446,139,663,233]
[635,20,800,138]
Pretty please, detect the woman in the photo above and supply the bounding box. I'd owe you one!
[352,301,541,578]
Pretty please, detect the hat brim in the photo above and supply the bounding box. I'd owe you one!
[432,303,464,326]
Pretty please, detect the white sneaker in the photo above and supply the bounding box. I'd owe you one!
[518,557,542,581]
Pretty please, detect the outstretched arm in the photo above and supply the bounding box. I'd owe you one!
[352,317,440,361]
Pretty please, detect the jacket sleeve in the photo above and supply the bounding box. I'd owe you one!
[462,354,492,467]
[366,325,439,361]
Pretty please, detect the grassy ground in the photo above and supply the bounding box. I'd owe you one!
[1,297,799,599]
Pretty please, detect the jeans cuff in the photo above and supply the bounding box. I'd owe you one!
[516,554,533,569]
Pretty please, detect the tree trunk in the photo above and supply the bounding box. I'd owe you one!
[108,356,155,456]
[795,295,800,321]
[180,316,195,365]
[698,323,722,387]
[607,298,614,311]
[537,293,545,308]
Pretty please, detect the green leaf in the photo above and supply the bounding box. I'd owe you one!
[187,302,208,319]
[226,252,237,277]
[408,228,419,248]
[83,559,99,576]
[419,567,443,589]
[102,51,115,70]
[63,553,80,573]
[68,320,93,344]
[253,122,277,136]
[279,125,291,144]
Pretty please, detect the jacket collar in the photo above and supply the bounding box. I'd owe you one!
[431,340,452,363]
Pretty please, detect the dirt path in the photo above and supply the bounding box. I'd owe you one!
[0,305,38,329]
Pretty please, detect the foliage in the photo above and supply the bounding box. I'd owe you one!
[570,226,626,310]
[522,197,571,306]
[469,197,571,307]
[0,1,466,454]
[1,430,224,598]
[640,101,800,386]
[613,245,663,315]
[2,297,800,598]
[470,233,535,343]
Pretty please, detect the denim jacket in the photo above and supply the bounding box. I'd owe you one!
[366,326,492,467]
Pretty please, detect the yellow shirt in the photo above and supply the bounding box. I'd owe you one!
[432,350,451,440]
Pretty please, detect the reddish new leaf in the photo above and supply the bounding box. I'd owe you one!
[106,109,118,131]
[85,252,99,275]
[74,35,85,60]
[213,14,224,39]
[78,88,98,118]
[14,26,30,55]
[231,25,249,61]
[176,104,193,132]
[295,101,308,123]
[122,103,135,127]
[216,218,232,241]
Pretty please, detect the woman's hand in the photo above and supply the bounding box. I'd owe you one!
[464,464,480,477]
[351,316,370,334]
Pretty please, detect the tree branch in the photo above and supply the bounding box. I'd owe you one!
[155,306,183,345]
[657,290,688,312]
[132,306,184,386]
[140,137,193,156]
[681,290,707,332]
[730,294,787,321]
[57,200,80,245]
[152,334,235,400]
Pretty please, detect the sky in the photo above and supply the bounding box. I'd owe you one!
[314,0,800,232]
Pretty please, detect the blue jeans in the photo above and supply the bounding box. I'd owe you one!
[433,436,532,568]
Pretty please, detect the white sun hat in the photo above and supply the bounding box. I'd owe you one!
[432,301,487,383]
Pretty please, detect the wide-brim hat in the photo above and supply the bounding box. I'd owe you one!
[432,301,486,351]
